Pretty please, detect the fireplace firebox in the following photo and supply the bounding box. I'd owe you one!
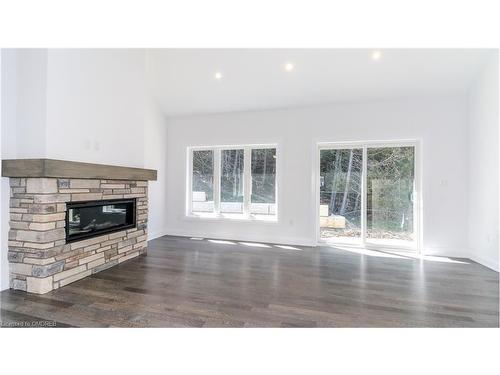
[66,199,136,242]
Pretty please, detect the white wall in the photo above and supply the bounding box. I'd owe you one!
[16,50,48,157]
[45,49,147,167]
[142,53,170,240]
[0,48,8,291]
[467,53,499,271]
[1,49,20,291]
[164,96,469,256]
[144,95,169,239]
[1,49,48,158]
[1,49,149,166]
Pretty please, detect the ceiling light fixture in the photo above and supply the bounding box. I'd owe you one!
[284,62,294,72]
[214,71,223,80]
[371,50,382,61]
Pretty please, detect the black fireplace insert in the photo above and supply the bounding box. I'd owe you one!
[65,199,136,243]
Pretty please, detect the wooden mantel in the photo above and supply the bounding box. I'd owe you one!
[2,159,157,181]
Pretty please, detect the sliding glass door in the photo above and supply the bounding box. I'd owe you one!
[319,142,418,250]
[319,148,363,243]
[366,146,415,246]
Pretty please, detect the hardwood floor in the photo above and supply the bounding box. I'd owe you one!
[1,235,498,327]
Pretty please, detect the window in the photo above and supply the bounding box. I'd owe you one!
[220,149,244,214]
[188,145,277,220]
[191,150,214,213]
[319,142,418,249]
[250,148,276,216]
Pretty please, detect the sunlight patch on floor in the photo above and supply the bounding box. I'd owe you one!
[274,245,302,251]
[239,242,271,248]
[329,244,470,265]
[392,252,470,264]
[331,245,406,259]
[188,237,469,265]
[208,239,236,245]
[196,237,303,251]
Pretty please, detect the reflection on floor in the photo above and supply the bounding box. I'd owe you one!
[330,245,470,264]
[1,235,498,327]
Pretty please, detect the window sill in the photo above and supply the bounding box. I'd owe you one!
[184,213,278,223]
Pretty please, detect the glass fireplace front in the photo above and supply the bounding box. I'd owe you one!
[66,199,136,242]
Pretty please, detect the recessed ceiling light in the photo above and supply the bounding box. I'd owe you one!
[371,50,382,61]
[214,71,223,80]
[284,62,294,72]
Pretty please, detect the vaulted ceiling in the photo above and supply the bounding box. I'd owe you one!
[147,49,494,117]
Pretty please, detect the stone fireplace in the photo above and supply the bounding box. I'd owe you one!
[2,159,157,294]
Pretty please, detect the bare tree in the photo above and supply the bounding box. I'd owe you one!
[340,149,353,215]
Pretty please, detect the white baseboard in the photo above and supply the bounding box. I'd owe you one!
[148,228,170,241]
[161,228,316,247]
[421,246,469,258]
[421,246,499,272]
[468,253,499,272]
[424,246,498,272]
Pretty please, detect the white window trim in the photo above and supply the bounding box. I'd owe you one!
[187,143,279,222]
[314,139,422,252]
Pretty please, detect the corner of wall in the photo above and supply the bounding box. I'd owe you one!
[465,51,500,272]
[144,90,169,242]
[1,49,10,291]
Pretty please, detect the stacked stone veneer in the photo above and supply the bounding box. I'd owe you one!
[8,177,148,294]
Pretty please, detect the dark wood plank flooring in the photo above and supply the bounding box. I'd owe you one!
[1,235,498,327]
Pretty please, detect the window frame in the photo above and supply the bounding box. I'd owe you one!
[187,143,279,222]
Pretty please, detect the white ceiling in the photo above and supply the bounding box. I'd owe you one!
[147,49,494,117]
